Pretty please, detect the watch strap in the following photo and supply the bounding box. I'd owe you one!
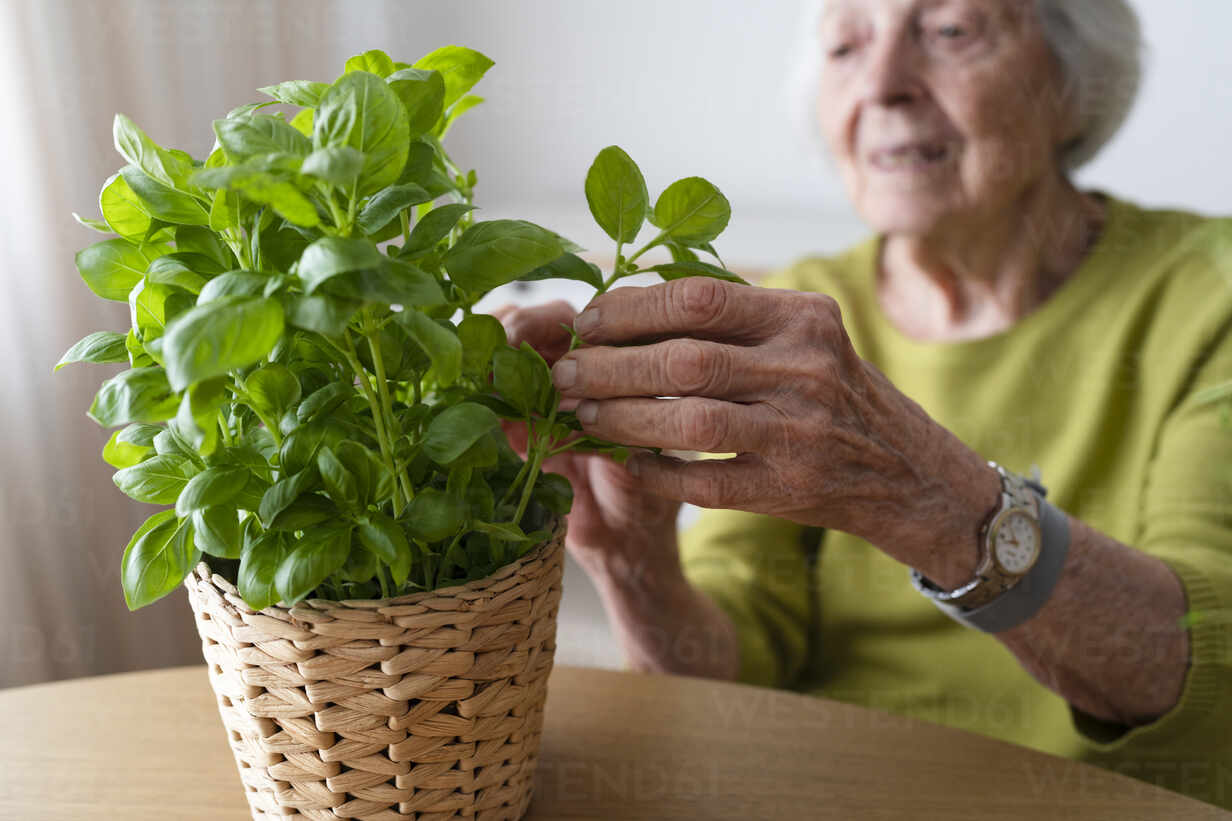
[921,494,1071,633]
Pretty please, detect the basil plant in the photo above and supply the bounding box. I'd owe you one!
[59,47,741,612]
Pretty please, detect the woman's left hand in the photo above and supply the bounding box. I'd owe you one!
[554,276,995,577]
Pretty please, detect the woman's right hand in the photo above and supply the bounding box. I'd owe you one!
[492,301,683,581]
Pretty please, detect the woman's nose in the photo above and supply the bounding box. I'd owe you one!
[860,32,925,109]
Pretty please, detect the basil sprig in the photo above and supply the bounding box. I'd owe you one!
[62,47,739,611]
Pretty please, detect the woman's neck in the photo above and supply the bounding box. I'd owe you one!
[877,176,1106,342]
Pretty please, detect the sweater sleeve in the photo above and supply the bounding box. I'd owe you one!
[678,509,819,689]
[1066,303,1232,798]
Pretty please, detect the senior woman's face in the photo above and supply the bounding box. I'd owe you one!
[815,0,1071,234]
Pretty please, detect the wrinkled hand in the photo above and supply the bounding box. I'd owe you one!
[492,301,683,579]
[551,277,983,569]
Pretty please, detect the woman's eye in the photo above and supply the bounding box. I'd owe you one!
[828,43,854,59]
[937,24,967,38]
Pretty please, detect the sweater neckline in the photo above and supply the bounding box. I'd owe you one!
[849,192,1133,360]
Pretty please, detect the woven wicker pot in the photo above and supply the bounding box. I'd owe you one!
[182,518,566,821]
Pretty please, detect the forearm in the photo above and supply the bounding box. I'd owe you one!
[585,539,742,681]
[996,516,1190,726]
[911,456,1190,726]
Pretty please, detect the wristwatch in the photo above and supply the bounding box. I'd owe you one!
[909,461,1071,633]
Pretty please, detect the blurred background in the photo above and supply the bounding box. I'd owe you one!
[1,0,1229,688]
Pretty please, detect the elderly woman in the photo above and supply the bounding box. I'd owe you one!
[501,0,1232,808]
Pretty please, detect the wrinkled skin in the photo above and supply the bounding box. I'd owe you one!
[496,277,990,583]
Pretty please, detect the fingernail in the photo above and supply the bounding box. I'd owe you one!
[577,400,598,424]
[574,309,600,336]
[552,359,577,390]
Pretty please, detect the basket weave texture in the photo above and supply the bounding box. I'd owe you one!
[183,518,565,821]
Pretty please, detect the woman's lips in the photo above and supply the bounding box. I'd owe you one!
[867,141,955,172]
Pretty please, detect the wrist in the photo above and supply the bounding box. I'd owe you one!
[910,455,1001,590]
[584,529,687,603]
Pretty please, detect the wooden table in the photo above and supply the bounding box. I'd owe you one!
[1,664,1224,820]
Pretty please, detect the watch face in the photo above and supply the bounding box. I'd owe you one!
[993,511,1040,574]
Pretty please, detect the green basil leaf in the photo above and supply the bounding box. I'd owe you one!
[315,71,410,197]
[244,364,301,421]
[125,327,155,368]
[387,68,446,139]
[422,402,500,465]
[99,173,153,240]
[339,540,379,583]
[121,511,199,610]
[175,465,249,516]
[89,367,180,427]
[269,492,339,531]
[533,471,574,515]
[404,487,467,542]
[73,212,112,233]
[457,314,507,376]
[443,219,564,294]
[316,445,360,511]
[465,393,521,419]
[493,344,552,417]
[413,46,494,110]
[275,524,352,605]
[340,440,387,502]
[322,259,446,307]
[643,260,749,286]
[396,310,462,387]
[75,238,162,302]
[473,520,535,543]
[117,422,163,448]
[128,279,175,342]
[585,145,649,244]
[518,252,604,290]
[55,331,128,371]
[175,376,227,455]
[259,80,330,107]
[213,114,311,162]
[113,452,195,504]
[120,166,209,226]
[163,296,286,391]
[259,467,318,527]
[232,171,320,228]
[296,382,352,424]
[344,49,397,78]
[197,271,269,304]
[171,225,232,269]
[284,293,360,338]
[192,506,242,559]
[102,428,153,469]
[113,114,192,189]
[357,511,412,587]
[300,145,365,186]
[239,530,290,610]
[145,252,221,293]
[357,319,429,381]
[666,241,699,264]
[297,237,384,292]
[400,202,476,258]
[357,183,431,235]
[651,177,731,244]
[209,187,243,234]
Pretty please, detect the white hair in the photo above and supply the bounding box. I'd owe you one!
[784,0,1144,172]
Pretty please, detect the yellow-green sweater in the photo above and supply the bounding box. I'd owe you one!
[679,194,1232,809]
